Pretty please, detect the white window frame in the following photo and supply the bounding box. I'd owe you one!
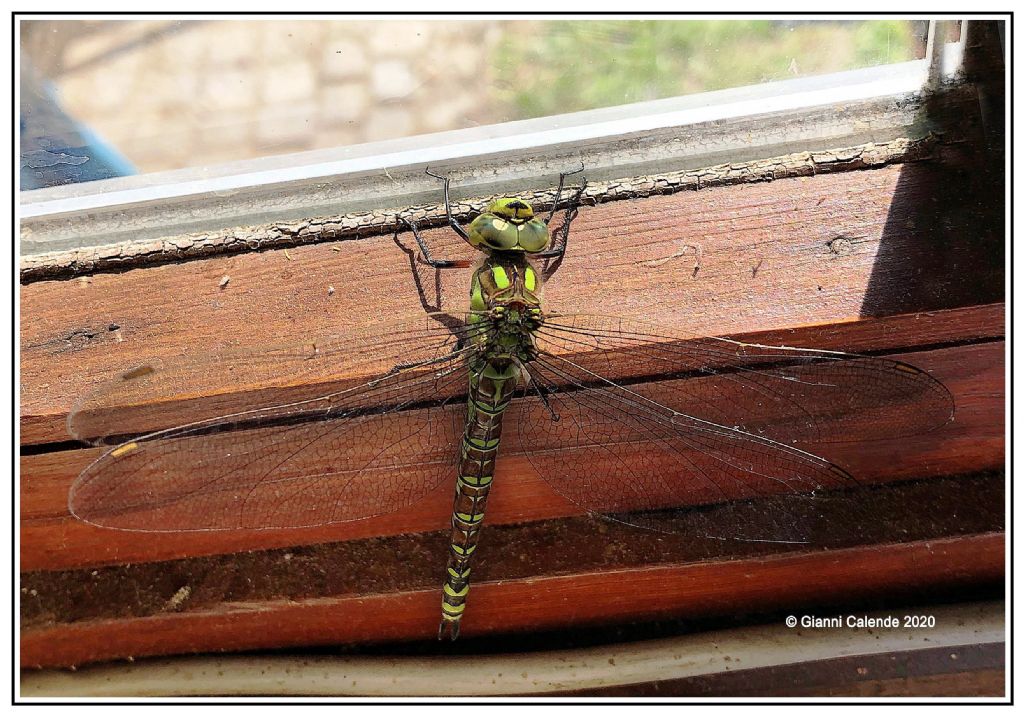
[19,18,975,258]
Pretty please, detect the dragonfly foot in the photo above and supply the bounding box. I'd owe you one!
[438,618,461,641]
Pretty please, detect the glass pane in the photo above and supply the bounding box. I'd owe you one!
[20,18,928,190]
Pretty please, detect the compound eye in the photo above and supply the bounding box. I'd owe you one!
[517,221,549,253]
[469,215,518,250]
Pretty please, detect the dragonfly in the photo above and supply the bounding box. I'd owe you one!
[67,167,955,641]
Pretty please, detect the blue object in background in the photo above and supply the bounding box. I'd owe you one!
[21,61,136,190]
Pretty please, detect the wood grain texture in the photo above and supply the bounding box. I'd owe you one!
[20,161,1003,445]
[20,469,1004,627]
[20,532,1004,669]
[20,137,945,284]
[20,332,1005,571]
[19,156,1005,667]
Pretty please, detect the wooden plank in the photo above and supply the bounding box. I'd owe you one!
[20,532,1004,669]
[19,602,1006,696]
[19,157,1005,669]
[20,470,1005,627]
[20,161,1004,445]
[21,333,1004,571]
[19,137,947,284]
[44,302,1007,448]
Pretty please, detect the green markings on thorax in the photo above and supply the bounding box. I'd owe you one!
[469,255,541,314]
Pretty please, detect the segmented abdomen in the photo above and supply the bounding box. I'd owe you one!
[440,359,518,637]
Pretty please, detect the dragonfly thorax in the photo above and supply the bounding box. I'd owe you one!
[470,257,543,312]
[469,255,544,364]
[491,304,540,344]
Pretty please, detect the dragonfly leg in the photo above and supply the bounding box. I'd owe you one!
[530,375,560,422]
[537,174,588,260]
[544,162,586,224]
[425,168,474,247]
[398,216,472,269]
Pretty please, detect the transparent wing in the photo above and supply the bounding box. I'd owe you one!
[68,314,479,532]
[511,314,954,543]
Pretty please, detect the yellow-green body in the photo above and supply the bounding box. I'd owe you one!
[439,200,548,640]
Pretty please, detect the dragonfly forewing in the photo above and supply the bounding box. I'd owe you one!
[68,314,482,531]
[535,314,954,444]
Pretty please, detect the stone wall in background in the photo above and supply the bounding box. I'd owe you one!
[21,19,502,174]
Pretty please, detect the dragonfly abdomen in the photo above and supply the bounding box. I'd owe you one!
[439,360,518,640]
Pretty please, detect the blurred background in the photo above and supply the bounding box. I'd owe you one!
[19,18,928,189]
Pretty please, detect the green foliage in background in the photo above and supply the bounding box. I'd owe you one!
[493,20,920,120]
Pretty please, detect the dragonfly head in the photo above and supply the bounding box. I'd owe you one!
[467,199,550,253]
[490,198,534,223]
